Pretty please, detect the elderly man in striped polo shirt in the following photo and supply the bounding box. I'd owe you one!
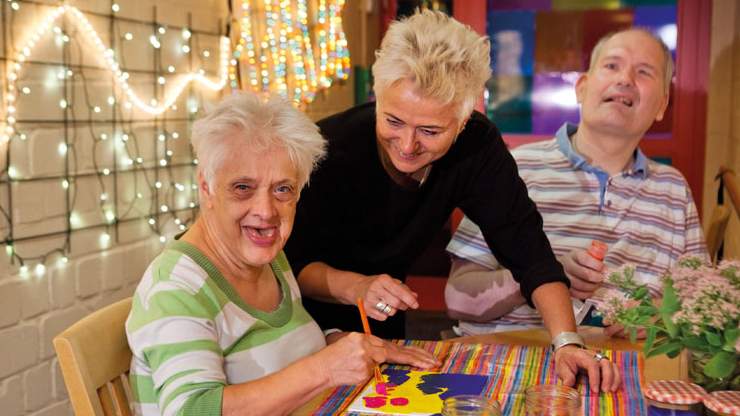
[445,28,708,337]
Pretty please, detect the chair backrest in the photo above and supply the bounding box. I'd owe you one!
[54,297,133,416]
[706,205,731,264]
[719,166,740,219]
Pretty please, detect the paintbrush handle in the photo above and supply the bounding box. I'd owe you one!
[357,298,372,335]
[374,366,383,384]
[357,299,383,384]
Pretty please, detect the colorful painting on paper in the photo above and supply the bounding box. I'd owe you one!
[346,368,489,415]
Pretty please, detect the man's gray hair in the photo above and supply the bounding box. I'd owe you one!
[588,27,674,94]
[372,9,492,119]
[190,92,326,190]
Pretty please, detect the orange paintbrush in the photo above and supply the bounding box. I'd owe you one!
[357,298,384,385]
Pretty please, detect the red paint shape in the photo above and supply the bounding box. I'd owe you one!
[363,396,387,408]
[375,382,387,395]
[390,397,409,406]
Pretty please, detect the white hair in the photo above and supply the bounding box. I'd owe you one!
[372,9,492,119]
[190,92,326,191]
[589,28,674,94]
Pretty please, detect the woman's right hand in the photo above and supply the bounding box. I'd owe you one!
[315,332,386,386]
[353,274,419,321]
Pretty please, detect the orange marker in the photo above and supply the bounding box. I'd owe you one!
[587,240,608,261]
[357,299,383,385]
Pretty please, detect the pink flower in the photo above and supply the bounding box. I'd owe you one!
[601,256,740,341]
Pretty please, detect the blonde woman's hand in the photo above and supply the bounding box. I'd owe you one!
[353,274,419,321]
[554,345,621,393]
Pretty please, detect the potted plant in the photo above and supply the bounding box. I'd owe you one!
[599,257,740,391]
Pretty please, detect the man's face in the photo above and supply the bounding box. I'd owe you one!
[576,30,669,139]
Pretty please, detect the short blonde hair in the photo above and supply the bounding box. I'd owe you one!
[372,10,491,119]
[589,28,674,94]
[191,92,326,191]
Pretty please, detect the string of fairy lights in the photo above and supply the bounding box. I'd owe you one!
[0,0,351,277]
[230,0,350,104]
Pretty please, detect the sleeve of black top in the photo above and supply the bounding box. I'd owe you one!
[457,127,569,307]
[283,167,334,278]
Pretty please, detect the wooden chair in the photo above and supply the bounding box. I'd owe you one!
[706,204,731,263]
[706,166,739,263]
[53,297,133,416]
[718,166,740,218]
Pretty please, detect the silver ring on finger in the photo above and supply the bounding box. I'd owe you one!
[594,352,607,362]
[382,303,392,314]
[375,301,388,313]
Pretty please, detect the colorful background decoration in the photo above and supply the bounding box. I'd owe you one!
[0,0,350,274]
[230,0,350,105]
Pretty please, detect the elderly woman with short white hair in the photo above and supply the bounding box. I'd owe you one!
[285,10,620,393]
[125,92,438,416]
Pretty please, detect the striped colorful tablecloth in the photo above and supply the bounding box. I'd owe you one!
[310,340,647,415]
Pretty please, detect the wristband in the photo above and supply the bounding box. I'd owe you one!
[551,331,586,351]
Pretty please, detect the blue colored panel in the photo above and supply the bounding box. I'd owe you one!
[633,5,677,52]
[488,10,536,76]
[487,76,533,133]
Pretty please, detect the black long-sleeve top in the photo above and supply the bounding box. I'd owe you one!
[284,102,567,338]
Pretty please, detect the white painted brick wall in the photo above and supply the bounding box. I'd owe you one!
[23,361,53,412]
[2,236,166,415]
[0,0,230,413]
[0,375,24,416]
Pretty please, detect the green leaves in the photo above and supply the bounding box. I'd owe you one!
[633,286,649,301]
[659,283,680,338]
[599,257,740,389]
[723,327,739,352]
[682,335,712,353]
[706,331,723,347]
[703,351,738,379]
[647,340,682,358]
[644,327,657,352]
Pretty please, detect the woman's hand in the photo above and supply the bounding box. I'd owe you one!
[554,345,621,393]
[353,274,419,320]
[379,337,441,369]
[314,332,385,387]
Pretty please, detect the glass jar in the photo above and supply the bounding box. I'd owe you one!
[524,384,580,416]
[442,395,501,416]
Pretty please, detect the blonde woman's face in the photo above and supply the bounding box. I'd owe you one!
[376,79,464,175]
[201,140,299,268]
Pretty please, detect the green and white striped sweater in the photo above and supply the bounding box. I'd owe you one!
[126,241,326,416]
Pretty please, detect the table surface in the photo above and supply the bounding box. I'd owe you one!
[293,327,688,415]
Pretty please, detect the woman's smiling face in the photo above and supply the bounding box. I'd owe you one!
[200,136,299,268]
[375,79,465,175]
